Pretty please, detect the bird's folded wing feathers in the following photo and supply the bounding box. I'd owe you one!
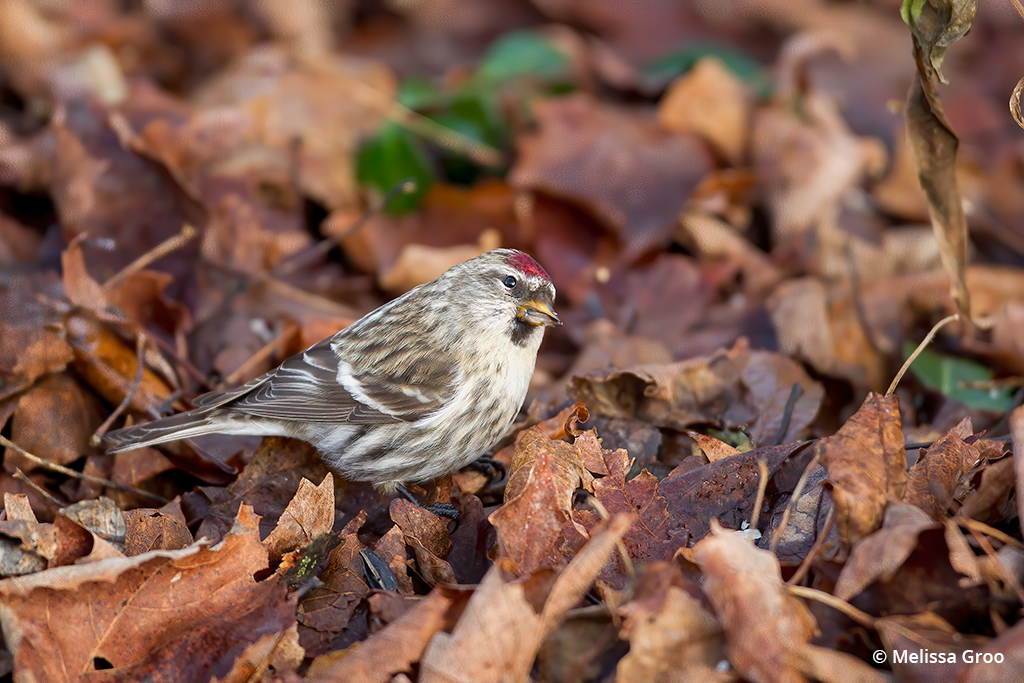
[190,338,458,424]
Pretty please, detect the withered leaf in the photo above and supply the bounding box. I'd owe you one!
[489,426,591,575]
[0,505,293,682]
[816,392,906,546]
[904,417,980,519]
[262,474,335,562]
[691,522,816,683]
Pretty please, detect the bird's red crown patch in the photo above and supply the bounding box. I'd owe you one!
[506,251,550,282]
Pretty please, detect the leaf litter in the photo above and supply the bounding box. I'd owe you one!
[1,0,1024,681]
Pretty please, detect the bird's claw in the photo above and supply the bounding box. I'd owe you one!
[462,454,507,487]
[396,484,460,521]
[423,502,460,521]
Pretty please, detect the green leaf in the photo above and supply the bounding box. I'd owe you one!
[900,0,928,25]
[356,122,434,213]
[396,77,447,110]
[902,342,1014,412]
[643,43,771,98]
[476,31,570,85]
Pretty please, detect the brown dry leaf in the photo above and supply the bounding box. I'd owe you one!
[958,456,1015,524]
[833,503,939,601]
[0,493,53,576]
[751,84,886,245]
[815,392,906,545]
[379,231,500,293]
[590,444,689,564]
[1011,405,1024,528]
[190,436,335,544]
[489,425,592,575]
[390,498,457,586]
[510,93,713,256]
[691,522,817,683]
[958,617,1024,682]
[904,0,975,318]
[64,313,175,417]
[372,523,415,594]
[0,504,295,682]
[308,587,460,683]
[263,474,335,562]
[192,45,396,212]
[689,432,742,462]
[658,57,751,164]
[48,100,192,274]
[875,612,976,683]
[661,442,813,544]
[904,417,980,519]
[571,339,823,445]
[123,498,193,556]
[419,514,630,683]
[297,513,370,650]
[8,373,104,470]
[211,622,304,683]
[615,562,728,682]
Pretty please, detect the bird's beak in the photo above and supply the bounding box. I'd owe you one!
[518,300,561,327]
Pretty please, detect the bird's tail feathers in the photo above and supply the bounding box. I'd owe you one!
[104,410,224,453]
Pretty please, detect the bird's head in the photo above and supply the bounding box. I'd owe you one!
[445,249,559,346]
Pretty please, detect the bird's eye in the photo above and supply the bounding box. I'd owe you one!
[503,275,517,289]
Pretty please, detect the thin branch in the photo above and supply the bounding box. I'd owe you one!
[771,383,805,446]
[787,505,835,586]
[12,468,67,509]
[749,458,770,532]
[787,584,876,629]
[102,224,198,291]
[886,313,960,396]
[770,449,821,555]
[271,178,417,278]
[956,517,1024,552]
[0,435,168,504]
[222,321,296,387]
[966,525,1024,607]
[91,332,147,446]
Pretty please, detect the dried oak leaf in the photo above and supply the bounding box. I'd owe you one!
[815,392,906,546]
[262,474,335,562]
[904,417,980,519]
[419,515,630,683]
[589,443,689,564]
[0,504,295,682]
[658,56,751,164]
[488,425,593,575]
[510,93,713,256]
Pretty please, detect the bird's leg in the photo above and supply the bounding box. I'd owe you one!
[395,484,460,521]
[461,453,507,487]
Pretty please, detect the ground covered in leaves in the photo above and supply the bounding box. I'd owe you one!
[1,0,1024,681]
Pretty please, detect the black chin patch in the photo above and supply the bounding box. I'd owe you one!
[509,319,535,346]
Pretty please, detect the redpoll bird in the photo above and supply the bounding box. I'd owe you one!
[105,249,560,495]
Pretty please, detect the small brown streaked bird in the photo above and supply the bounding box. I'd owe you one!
[105,249,560,499]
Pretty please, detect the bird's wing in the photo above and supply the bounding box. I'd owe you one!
[191,334,458,424]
